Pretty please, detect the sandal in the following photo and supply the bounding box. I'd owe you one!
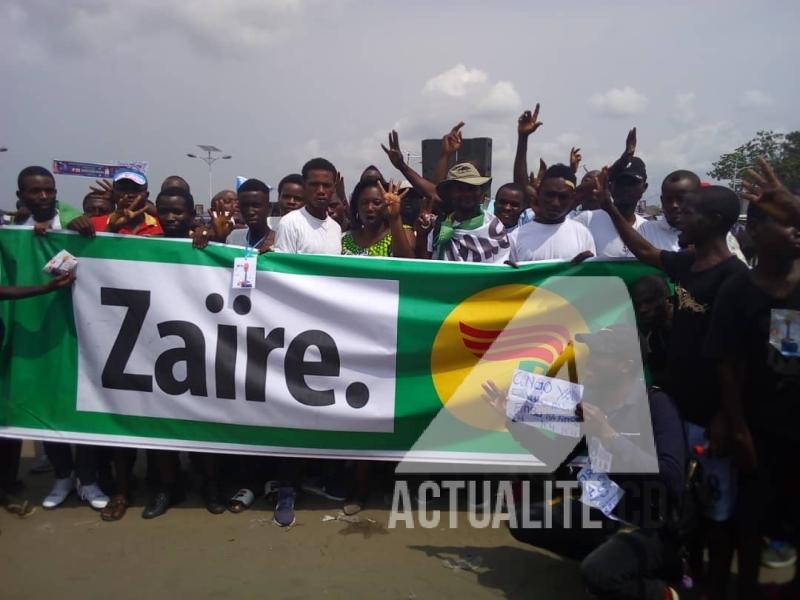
[227,488,255,513]
[101,494,129,522]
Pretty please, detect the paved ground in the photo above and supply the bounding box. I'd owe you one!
[0,444,793,599]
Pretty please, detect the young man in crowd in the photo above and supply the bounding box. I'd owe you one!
[273,158,342,255]
[327,193,350,232]
[574,154,648,258]
[16,166,94,236]
[210,189,240,225]
[88,170,163,520]
[268,158,344,525]
[225,179,275,251]
[508,164,595,262]
[416,163,510,263]
[483,325,685,599]
[160,175,191,193]
[275,174,305,216]
[90,170,163,237]
[706,158,800,599]
[139,187,225,519]
[82,192,113,217]
[491,183,528,233]
[12,166,106,510]
[639,170,747,262]
[595,172,747,600]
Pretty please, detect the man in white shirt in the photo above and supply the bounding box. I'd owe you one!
[15,165,93,236]
[573,157,648,258]
[639,170,747,262]
[273,157,342,255]
[510,164,595,261]
[225,179,274,250]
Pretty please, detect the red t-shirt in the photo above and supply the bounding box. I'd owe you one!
[91,213,163,236]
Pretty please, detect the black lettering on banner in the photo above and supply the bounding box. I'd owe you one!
[245,327,285,402]
[101,287,153,392]
[215,324,237,399]
[154,321,208,396]
[285,330,339,407]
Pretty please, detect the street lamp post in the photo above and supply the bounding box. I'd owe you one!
[186,145,232,202]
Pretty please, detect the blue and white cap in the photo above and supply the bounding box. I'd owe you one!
[113,169,147,186]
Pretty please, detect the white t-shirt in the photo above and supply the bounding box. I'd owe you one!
[639,216,748,263]
[22,210,63,230]
[573,210,646,258]
[427,212,511,263]
[226,227,269,247]
[509,219,596,262]
[638,217,679,251]
[272,206,341,255]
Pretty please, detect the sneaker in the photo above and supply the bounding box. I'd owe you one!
[762,539,797,569]
[42,476,74,509]
[264,480,281,497]
[77,481,109,510]
[273,486,296,527]
[301,476,347,502]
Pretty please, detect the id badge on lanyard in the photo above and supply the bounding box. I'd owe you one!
[232,246,257,289]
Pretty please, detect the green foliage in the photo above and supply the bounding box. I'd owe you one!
[708,130,800,191]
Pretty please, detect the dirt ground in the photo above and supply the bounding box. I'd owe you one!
[0,443,792,600]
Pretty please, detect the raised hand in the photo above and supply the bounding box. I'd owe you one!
[380,130,405,170]
[625,127,637,156]
[593,167,613,211]
[517,103,543,137]
[414,197,434,238]
[528,158,548,194]
[89,179,113,201]
[107,195,148,232]
[335,172,347,204]
[209,209,234,241]
[441,121,465,155]
[742,156,800,227]
[569,147,582,174]
[378,179,409,220]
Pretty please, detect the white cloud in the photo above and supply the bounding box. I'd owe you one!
[423,64,488,97]
[0,0,306,56]
[588,86,648,117]
[647,120,739,177]
[673,92,697,123]
[740,89,775,108]
[477,80,521,115]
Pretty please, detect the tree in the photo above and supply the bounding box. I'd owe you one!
[708,130,800,191]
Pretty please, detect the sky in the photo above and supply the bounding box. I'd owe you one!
[1,0,798,210]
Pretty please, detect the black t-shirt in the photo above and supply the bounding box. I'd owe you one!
[705,270,800,441]
[660,250,748,426]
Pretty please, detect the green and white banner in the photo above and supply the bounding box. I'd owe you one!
[0,228,656,467]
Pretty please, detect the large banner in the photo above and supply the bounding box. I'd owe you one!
[0,228,656,467]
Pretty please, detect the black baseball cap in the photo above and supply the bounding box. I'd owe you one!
[612,157,647,183]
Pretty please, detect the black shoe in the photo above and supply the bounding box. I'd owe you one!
[204,483,226,515]
[142,490,184,519]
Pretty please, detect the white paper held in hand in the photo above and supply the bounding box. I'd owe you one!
[43,250,78,276]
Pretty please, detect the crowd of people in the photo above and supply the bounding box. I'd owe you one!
[1,104,799,600]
